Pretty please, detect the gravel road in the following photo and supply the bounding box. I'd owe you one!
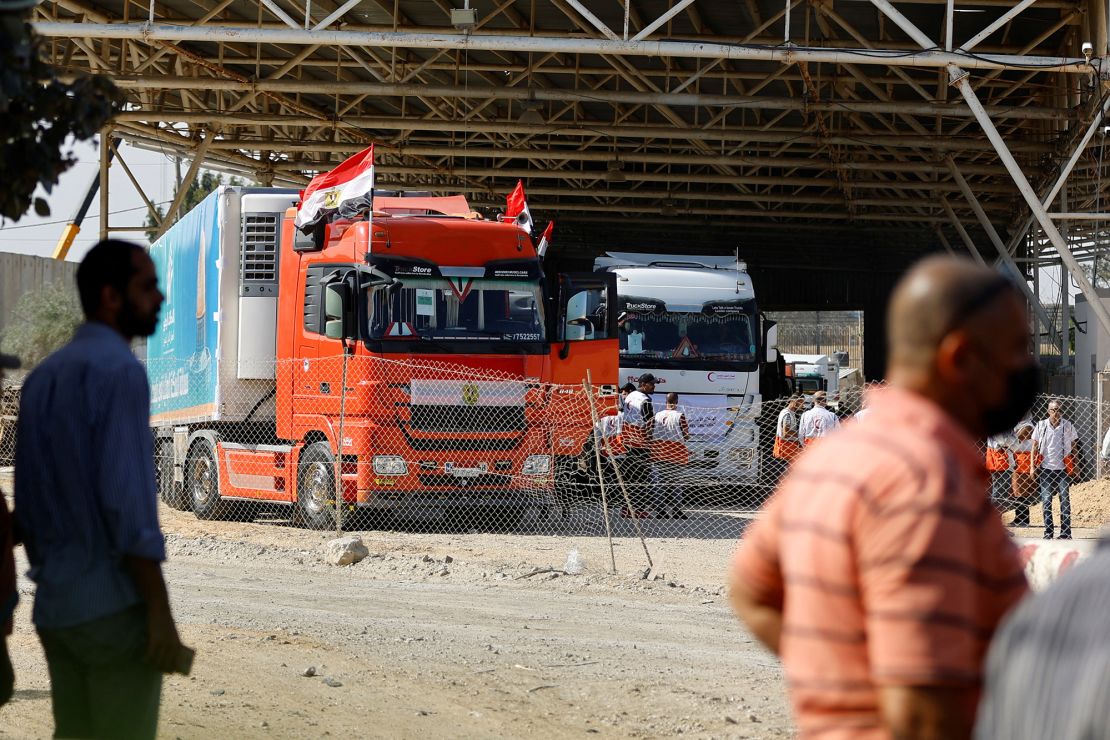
[0,504,791,739]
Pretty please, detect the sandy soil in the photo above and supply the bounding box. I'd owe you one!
[0,503,789,739]
[1001,477,1110,534]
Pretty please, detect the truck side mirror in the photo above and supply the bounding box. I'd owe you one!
[294,221,327,252]
[323,281,353,340]
[764,321,779,363]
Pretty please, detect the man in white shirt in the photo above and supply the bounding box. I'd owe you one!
[619,374,656,518]
[799,391,840,446]
[1032,401,1078,539]
[652,393,691,519]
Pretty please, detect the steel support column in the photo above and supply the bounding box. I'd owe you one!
[950,64,1110,339]
[1060,183,1071,367]
[994,94,1110,264]
[941,199,989,266]
[945,156,1058,341]
[98,127,110,241]
[155,130,214,240]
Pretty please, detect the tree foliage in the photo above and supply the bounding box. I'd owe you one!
[0,281,83,368]
[0,11,123,221]
[1087,255,1110,290]
[145,171,246,242]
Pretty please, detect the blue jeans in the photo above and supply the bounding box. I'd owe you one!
[1039,468,1071,539]
[990,472,1010,503]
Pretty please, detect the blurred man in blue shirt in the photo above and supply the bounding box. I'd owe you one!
[15,239,182,739]
[0,351,20,708]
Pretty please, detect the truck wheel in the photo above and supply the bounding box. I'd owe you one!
[187,438,230,520]
[155,439,188,510]
[554,456,586,519]
[296,442,338,531]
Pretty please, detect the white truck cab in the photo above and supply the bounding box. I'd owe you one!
[783,353,840,405]
[594,252,766,486]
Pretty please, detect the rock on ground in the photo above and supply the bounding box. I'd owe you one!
[322,536,370,566]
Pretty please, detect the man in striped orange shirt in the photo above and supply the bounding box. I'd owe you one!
[729,257,1034,739]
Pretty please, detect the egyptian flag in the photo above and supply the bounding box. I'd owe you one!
[295,144,375,232]
[505,180,533,234]
[536,221,554,257]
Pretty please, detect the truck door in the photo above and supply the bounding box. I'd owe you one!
[549,272,617,386]
[547,272,618,459]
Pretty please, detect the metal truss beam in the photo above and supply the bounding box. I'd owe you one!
[30,22,1090,72]
[102,75,1071,119]
[109,112,1054,152]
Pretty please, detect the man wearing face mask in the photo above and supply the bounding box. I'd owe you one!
[729,256,1032,740]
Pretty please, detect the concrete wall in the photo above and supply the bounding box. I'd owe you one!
[0,253,78,339]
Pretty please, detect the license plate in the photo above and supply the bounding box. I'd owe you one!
[445,462,488,477]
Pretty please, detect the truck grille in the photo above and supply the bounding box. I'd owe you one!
[416,473,513,489]
[410,405,525,433]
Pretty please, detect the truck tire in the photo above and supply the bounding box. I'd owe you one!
[186,437,230,520]
[155,439,188,510]
[553,456,587,519]
[296,441,338,531]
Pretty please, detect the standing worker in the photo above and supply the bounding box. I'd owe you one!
[729,257,1033,739]
[1009,422,1035,528]
[618,382,635,413]
[771,395,805,484]
[985,430,1014,511]
[1031,400,1078,540]
[14,240,188,739]
[799,390,839,445]
[620,373,657,518]
[652,392,691,519]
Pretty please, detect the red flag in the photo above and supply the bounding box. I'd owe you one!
[536,221,554,257]
[504,180,533,234]
[295,144,375,230]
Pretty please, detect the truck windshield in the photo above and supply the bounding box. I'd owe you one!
[619,309,757,370]
[367,276,545,343]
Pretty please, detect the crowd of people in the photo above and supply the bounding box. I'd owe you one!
[595,376,693,519]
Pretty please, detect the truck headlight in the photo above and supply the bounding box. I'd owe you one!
[372,455,408,476]
[729,447,755,464]
[522,455,552,476]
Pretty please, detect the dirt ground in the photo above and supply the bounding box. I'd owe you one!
[0,502,790,739]
[1001,477,1110,533]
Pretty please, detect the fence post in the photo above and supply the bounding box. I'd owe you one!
[585,370,653,570]
[582,375,617,575]
[334,350,350,535]
[1099,373,1105,480]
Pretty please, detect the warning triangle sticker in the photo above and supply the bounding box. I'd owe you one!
[672,336,698,359]
[446,277,475,302]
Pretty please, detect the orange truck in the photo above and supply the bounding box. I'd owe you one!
[147,185,616,528]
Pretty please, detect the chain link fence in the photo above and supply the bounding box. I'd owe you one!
[3,359,1110,573]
